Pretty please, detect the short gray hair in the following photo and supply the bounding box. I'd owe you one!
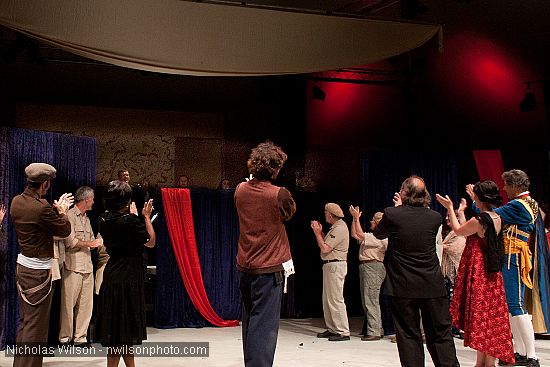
[502,169,530,191]
[75,186,94,203]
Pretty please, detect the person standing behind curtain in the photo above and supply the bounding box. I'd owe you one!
[374,175,459,367]
[10,163,73,367]
[176,174,190,188]
[234,141,296,367]
[95,180,156,367]
[117,169,130,183]
[437,181,514,367]
[349,207,388,341]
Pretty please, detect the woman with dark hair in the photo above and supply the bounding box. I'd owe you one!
[95,180,156,367]
[436,181,514,367]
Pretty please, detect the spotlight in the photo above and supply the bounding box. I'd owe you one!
[519,92,536,112]
[312,86,326,101]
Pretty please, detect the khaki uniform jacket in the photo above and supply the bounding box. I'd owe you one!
[64,206,94,273]
[321,219,349,261]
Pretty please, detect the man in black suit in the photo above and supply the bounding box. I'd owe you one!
[374,176,459,367]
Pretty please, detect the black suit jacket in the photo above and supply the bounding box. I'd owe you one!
[374,205,446,298]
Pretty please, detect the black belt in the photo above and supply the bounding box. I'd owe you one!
[359,259,382,264]
[322,259,346,264]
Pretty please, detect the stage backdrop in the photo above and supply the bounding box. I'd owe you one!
[0,127,96,350]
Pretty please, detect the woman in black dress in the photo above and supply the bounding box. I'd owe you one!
[96,180,156,367]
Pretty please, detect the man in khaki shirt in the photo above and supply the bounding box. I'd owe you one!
[311,203,350,341]
[59,186,103,347]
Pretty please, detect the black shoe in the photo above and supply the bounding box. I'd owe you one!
[58,341,71,347]
[328,334,350,341]
[526,358,540,367]
[361,335,381,341]
[515,353,528,366]
[317,330,338,338]
[499,353,527,366]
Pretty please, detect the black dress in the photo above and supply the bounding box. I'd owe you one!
[95,212,149,347]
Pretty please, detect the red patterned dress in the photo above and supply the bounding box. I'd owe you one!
[450,233,514,365]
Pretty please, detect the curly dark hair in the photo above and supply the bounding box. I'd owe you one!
[105,180,132,212]
[247,141,287,180]
[400,175,431,207]
[473,180,502,207]
[502,169,530,191]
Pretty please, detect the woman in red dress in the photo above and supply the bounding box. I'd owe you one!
[436,181,514,367]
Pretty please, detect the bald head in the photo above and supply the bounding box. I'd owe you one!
[400,175,431,207]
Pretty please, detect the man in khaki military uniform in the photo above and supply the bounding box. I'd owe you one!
[311,203,350,341]
[59,186,103,347]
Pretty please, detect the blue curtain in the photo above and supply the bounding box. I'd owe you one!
[361,151,460,218]
[0,127,96,350]
[155,188,242,328]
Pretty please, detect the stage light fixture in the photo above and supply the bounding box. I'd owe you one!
[519,92,536,112]
[312,86,326,101]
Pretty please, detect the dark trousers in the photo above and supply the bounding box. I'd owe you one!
[14,265,53,367]
[239,271,283,367]
[390,296,459,367]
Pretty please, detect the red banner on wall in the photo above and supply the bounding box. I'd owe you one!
[473,150,508,203]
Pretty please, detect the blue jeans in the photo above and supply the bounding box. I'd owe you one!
[239,271,283,367]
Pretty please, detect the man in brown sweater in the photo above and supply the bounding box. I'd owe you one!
[235,141,296,367]
[10,163,73,367]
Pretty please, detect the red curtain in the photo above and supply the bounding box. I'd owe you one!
[160,188,239,327]
[473,150,508,204]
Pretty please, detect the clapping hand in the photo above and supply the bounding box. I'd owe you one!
[142,199,154,219]
[53,193,74,215]
[465,184,475,201]
[130,202,138,216]
[393,192,402,206]
[310,220,323,235]
[435,194,454,211]
[349,205,362,219]
[89,238,103,249]
[458,198,467,213]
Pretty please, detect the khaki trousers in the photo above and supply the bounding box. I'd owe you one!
[59,268,94,343]
[322,261,349,336]
[359,261,386,336]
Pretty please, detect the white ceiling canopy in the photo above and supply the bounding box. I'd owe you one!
[0,0,441,76]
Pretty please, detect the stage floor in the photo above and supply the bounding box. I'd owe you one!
[1,317,550,366]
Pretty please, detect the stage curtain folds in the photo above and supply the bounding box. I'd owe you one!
[361,150,459,216]
[0,0,441,76]
[360,150,461,334]
[160,188,239,327]
[0,127,96,350]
